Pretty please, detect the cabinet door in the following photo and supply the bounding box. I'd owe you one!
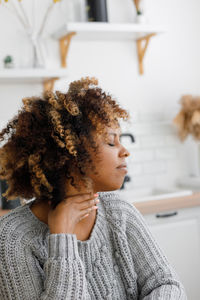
[145,209,200,300]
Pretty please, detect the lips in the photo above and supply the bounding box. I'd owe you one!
[117,163,127,169]
[116,163,128,174]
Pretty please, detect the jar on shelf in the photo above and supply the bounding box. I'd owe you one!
[86,0,108,22]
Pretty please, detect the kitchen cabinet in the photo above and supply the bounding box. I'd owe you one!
[144,206,200,299]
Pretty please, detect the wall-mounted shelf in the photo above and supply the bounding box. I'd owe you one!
[0,68,68,91]
[52,22,166,74]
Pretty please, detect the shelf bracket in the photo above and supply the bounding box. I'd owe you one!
[59,32,76,68]
[133,0,140,11]
[136,33,156,75]
[43,78,59,92]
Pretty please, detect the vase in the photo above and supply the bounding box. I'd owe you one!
[177,136,200,190]
[26,29,45,68]
[135,13,147,24]
[32,37,45,68]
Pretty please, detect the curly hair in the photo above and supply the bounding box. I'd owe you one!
[0,77,129,209]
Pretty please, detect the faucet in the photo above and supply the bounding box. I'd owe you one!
[120,133,135,143]
[120,133,135,190]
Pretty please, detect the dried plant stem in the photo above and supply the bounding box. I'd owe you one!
[2,1,27,28]
[18,0,31,29]
[134,0,140,11]
[38,2,54,37]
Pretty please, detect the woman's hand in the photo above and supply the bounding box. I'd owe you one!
[47,193,99,234]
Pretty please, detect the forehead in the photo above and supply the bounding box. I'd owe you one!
[94,125,122,143]
[107,126,122,136]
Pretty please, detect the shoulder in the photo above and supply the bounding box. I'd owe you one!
[99,191,140,213]
[98,191,143,228]
[99,192,160,251]
[0,204,26,231]
[0,203,47,252]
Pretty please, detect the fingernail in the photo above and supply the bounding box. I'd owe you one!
[94,193,98,197]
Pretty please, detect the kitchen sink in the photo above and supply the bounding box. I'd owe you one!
[117,187,193,203]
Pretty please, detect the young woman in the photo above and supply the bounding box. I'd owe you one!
[0,77,186,299]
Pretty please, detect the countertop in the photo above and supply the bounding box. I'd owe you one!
[134,191,200,215]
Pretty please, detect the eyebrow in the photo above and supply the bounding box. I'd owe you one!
[108,133,122,137]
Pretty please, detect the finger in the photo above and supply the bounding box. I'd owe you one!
[79,213,89,221]
[79,198,99,210]
[79,206,98,218]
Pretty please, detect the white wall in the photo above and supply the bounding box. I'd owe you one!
[0,0,200,191]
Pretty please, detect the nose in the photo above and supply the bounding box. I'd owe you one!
[120,145,130,157]
[119,133,134,158]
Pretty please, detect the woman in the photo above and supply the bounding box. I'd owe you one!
[0,77,186,299]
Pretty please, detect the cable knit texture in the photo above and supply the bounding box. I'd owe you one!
[0,191,187,299]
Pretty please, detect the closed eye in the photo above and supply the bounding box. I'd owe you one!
[108,143,115,147]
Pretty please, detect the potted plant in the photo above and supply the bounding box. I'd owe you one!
[136,9,146,24]
[3,55,14,68]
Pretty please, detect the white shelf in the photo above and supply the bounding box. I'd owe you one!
[0,68,68,84]
[52,22,166,41]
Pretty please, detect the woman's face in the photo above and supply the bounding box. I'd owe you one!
[88,126,130,192]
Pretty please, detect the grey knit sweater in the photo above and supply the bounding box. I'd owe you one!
[0,192,187,300]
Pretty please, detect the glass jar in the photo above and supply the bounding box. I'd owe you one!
[86,0,108,22]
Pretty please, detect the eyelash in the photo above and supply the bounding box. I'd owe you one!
[108,143,115,147]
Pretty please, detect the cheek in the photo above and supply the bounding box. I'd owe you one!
[96,157,116,174]
[88,147,120,180]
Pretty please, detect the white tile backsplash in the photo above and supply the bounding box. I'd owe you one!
[164,135,180,146]
[139,135,165,148]
[131,174,156,189]
[142,161,166,174]
[155,148,177,160]
[121,112,187,192]
[128,163,143,176]
[129,149,154,163]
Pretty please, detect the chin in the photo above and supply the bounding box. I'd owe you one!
[99,182,123,192]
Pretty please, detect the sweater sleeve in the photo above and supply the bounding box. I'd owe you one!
[124,203,187,300]
[0,233,91,300]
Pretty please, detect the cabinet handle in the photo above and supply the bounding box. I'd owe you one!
[156,211,178,218]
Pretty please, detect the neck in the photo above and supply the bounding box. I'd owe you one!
[30,176,97,226]
[65,175,96,198]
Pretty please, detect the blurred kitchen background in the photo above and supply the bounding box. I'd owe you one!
[0,0,200,298]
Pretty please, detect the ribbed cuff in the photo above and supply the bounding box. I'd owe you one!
[48,234,79,260]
